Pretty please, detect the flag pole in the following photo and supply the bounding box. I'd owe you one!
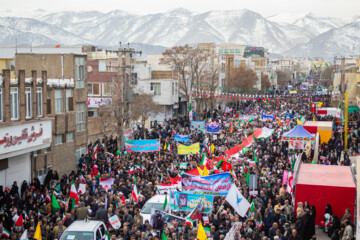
[215,199,226,216]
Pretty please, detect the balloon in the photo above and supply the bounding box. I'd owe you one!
[124,151,127,155]
[320,220,325,227]
[312,161,316,164]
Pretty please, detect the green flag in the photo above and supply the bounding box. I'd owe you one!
[253,134,257,143]
[189,102,193,120]
[291,152,296,170]
[245,168,250,186]
[52,192,60,211]
[162,231,168,240]
[338,102,342,109]
[253,150,258,163]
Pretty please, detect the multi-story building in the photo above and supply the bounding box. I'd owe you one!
[13,53,88,177]
[0,69,52,187]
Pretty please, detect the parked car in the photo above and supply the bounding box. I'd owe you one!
[140,194,167,223]
[60,220,108,240]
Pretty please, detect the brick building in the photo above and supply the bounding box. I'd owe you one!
[1,53,89,182]
[0,69,52,186]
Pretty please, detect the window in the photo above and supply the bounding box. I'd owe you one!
[10,87,19,120]
[75,57,86,88]
[55,89,63,113]
[44,147,51,153]
[236,49,241,53]
[131,73,138,85]
[0,158,8,171]
[98,61,106,72]
[25,87,32,119]
[76,103,86,132]
[230,49,235,54]
[0,88,3,121]
[75,146,87,164]
[221,78,225,89]
[37,87,43,117]
[102,82,112,96]
[150,82,161,95]
[88,83,100,96]
[172,82,177,95]
[88,109,98,117]
[219,49,224,54]
[66,89,73,111]
[55,135,63,145]
[225,49,229,54]
[66,132,74,142]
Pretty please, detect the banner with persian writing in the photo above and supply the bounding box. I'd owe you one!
[125,139,160,152]
[169,191,213,214]
[181,172,231,196]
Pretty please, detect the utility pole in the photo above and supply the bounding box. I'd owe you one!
[114,45,142,151]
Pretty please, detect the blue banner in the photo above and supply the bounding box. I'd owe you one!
[261,111,274,121]
[169,191,213,213]
[181,172,231,196]
[205,124,221,133]
[174,134,190,142]
[125,139,160,152]
[191,121,205,130]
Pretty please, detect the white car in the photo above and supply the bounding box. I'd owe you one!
[140,195,167,223]
[60,220,108,240]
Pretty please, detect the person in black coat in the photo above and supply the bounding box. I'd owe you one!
[92,203,108,223]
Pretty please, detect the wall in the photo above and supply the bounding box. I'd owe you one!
[333,72,358,105]
[0,153,31,190]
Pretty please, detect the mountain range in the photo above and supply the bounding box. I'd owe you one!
[0,8,359,58]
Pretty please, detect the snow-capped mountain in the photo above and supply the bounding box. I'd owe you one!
[0,17,92,46]
[0,8,357,57]
[283,21,360,58]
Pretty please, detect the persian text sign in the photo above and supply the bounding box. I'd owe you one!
[88,97,112,108]
[178,143,200,155]
[0,120,52,157]
[169,191,213,214]
[174,134,190,142]
[125,139,160,152]
[191,121,205,130]
[181,172,231,196]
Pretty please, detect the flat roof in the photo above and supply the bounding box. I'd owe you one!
[0,47,83,59]
[304,121,332,127]
[297,164,355,188]
[66,220,102,232]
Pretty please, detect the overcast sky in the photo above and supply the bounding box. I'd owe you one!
[0,0,358,19]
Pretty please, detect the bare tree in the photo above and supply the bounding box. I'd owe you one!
[276,70,291,86]
[322,65,336,87]
[261,72,271,90]
[227,66,258,90]
[130,92,162,139]
[160,45,195,103]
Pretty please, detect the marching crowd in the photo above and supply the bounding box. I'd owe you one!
[0,91,357,240]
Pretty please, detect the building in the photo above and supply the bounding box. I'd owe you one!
[0,69,52,187]
[14,53,88,176]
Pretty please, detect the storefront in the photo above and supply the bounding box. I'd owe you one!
[0,120,52,187]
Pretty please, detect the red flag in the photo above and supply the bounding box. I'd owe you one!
[15,214,23,226]
[223,161,232,172]
[120,194,126,205]
[55,45,60,48]
[169,176,181,184]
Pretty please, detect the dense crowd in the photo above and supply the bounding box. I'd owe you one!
[0,91,357,240]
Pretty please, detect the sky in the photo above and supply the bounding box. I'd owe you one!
[0,0,359,20]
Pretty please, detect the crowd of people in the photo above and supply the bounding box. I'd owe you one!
[0,90,357,240]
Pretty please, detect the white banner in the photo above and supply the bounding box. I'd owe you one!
[156,184,181,194]
[100,178,114,191]
[109,215,121,229]
[78,183,86,194]
[0,120,52,158]
[88,97,112,108]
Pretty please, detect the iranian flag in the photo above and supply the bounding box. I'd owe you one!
[141,165,146,173]
[163,195,169,212]
[189,101,193,121]
[185,217,194,227]
[100,178,114,191]
[200,154,209,166]
[92,143,99,160]
[136,165,141,171]
[256,219,264,229]
[129,166,134,174]
[2,228,10,238]
[119,193,126,205]
[164,141,171,150]
[70,180,79,205]
[80,175,86,184]
[4,185,11,192]
[46,194,51,202]
[24,212,30,220]
[286,172,294,194]
[38,210,41,218]
[132,184,139,204]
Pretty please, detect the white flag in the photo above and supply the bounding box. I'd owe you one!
[225,184,251,217]
[19,230,29,240]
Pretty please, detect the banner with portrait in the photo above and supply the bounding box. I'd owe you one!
[181,172,231,196]
[169,191,213,214]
